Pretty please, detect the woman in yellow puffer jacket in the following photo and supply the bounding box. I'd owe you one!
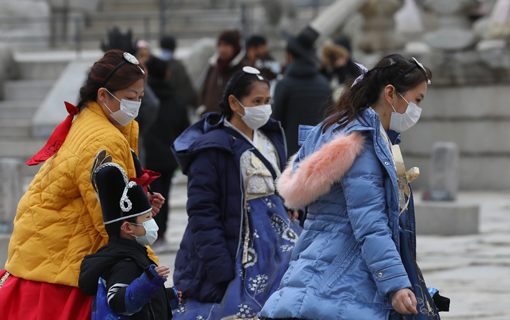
[0,50,164,320]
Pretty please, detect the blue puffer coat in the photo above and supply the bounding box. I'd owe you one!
[171,113,287,303]
[259,108,415,319]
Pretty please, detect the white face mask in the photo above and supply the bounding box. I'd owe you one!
[130,218,159,246]
[389,92,422,132]
[104,89,141,126]
[236,98,272,130]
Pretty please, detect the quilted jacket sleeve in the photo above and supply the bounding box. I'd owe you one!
[76,134,135,247]
[341,136,411,298]
[186,148,235,284]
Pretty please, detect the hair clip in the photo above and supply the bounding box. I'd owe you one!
[351,62,368,87]
[412,57,430,85]
[242,66,264,80]
[123,52,145,75]
[101,52,145,87]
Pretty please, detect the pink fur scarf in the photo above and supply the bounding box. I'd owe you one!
[277,132,365,209]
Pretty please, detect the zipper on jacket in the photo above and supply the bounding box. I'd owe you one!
[149,300,156,320]
[278,121,288,160]
[235,152,245,259]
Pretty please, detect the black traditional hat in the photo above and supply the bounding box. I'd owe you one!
[91,150,152,225]
[286,26,320,61]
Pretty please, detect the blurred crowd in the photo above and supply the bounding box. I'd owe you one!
[100,26,362,250]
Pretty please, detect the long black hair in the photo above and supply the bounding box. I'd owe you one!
[322,54,432,132]
[219,69,270,120]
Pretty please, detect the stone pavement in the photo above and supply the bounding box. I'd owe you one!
[158,180,510,320]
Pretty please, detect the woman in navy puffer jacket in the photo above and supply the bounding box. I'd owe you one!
[171,67,301,320]
[259,54,437,319]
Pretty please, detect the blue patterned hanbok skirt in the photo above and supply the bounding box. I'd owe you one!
[173,195,301,320]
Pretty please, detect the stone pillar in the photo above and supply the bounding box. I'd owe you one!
[423,0,480,50]
[426,142,459,201]
[0,158,23,233]
[357,0,405,53]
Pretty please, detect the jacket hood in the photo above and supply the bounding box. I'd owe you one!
[279,108,401,209]
[79,238,151,296]
[285,58,321,78]
[172,112,285,175]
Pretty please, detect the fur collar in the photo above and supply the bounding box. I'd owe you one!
[277,132,364,209]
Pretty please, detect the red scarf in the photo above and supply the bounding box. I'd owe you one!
[26,102,79,166]
[130,169,161,194]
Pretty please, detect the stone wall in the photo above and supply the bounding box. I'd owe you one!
[400,84,510,190]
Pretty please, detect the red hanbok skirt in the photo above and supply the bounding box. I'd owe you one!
[0,269,92,320]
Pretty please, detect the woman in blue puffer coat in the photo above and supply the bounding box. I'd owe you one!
[259,54,437,319]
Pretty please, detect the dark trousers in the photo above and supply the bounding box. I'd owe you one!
[151,166,177,238]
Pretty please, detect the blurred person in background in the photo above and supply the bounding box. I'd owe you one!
[245,34,281,82]
[197,29,250,117]
[272,26,331,158]
[135,39,152,65]
[160,35,197,112]
[332,36,362,86]
[144,56,190,252]
[320,43,351,103]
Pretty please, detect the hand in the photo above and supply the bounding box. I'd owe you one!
[147,192,165,216]
[154,265,170,279]
[177,290,182,304]
[287,210,299,222]
[392,288,418,315]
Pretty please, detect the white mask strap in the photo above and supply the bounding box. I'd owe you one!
[398,92,409,104]
[105,88,121,103]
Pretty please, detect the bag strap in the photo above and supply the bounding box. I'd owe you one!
[223,127,278,181]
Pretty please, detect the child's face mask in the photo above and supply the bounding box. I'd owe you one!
[130,219,159,246]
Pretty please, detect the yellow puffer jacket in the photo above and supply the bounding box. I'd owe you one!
[5,101,158,287]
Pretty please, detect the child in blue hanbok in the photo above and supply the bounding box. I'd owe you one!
[171,67,301,320]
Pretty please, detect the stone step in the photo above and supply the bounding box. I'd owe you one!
[0,139,45,158]
[3,80,54,101]
[100,0,252,11]
[0,100,39,120]
[84,10,240,32]
[81,23,238,42]
[16,60,69,81]
[100,0,160,11]
[0,119,32,138]
[93,6,240,17]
